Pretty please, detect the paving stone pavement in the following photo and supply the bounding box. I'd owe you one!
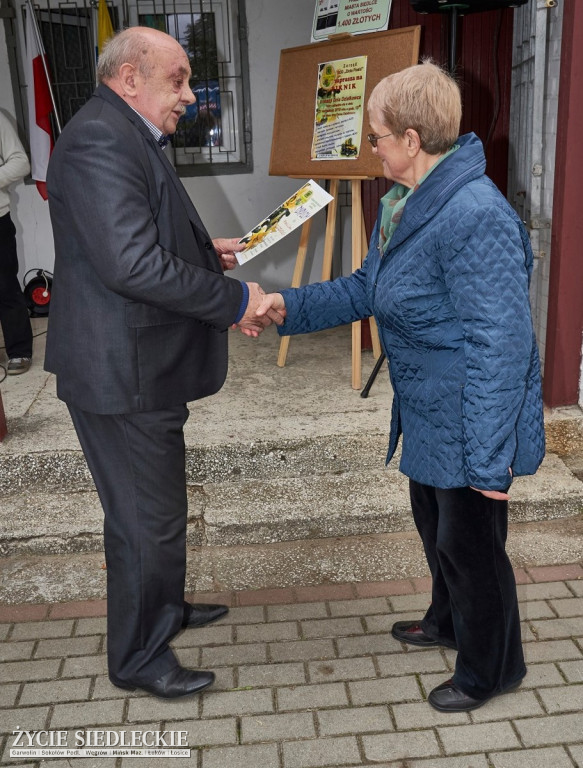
[1,564,582,768]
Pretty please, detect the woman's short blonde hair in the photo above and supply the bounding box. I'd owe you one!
[368,59,462,155]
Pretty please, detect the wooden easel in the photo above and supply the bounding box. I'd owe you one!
[277,177,382,390]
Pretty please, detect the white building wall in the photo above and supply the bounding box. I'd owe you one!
[0,0,328,294]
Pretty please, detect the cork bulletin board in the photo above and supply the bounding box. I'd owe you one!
[269,26,421,179]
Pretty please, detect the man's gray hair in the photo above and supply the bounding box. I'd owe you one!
[97,28,154,83]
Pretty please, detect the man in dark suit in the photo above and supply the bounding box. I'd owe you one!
[45,26,281,699]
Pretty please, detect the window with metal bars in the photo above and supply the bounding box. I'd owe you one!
[8,0,252,175]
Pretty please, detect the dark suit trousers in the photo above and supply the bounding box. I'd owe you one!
[0,213,33,359]
[409,480,526,700]
[68,403,190,684]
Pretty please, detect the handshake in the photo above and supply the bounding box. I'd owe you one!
[211,238,284,337]
[234,283,287,338]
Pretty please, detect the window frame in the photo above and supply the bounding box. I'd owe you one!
[6,0,252,177]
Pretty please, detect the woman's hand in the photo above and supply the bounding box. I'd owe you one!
[256,293,286,321]
[471,468,512,501]
[471,487,510,501]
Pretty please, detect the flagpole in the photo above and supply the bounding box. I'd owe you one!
[90,0,98,86]
[94,4,99,87]
[25,0,62,135]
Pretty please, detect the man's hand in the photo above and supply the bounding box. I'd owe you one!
[213,237,244,271]
[235,285,286,338]
[234,283,269,338]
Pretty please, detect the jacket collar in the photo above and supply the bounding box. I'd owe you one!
[93,84,156,144]
[387,132,486,251]
[92,85,209,237]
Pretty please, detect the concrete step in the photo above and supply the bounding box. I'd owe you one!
[0,434,390,493]
[2,322,582,604]
[1,516,582,604]
[2,452,582,558]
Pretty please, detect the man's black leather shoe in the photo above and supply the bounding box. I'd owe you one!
[428,678,522,712]
[182,603,229,628]
[110,666,215,699]
[391,620,441,647]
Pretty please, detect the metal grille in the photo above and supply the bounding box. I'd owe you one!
[132,0,252,174]
[38,6,97,126]
[11,0,251,175]
[508,0,562,370]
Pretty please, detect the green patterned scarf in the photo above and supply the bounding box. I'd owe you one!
[379,144,459,254]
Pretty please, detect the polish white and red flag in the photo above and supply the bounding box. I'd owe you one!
[25,7,54,200]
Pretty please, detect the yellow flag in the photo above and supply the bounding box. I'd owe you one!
[97,0,114,54]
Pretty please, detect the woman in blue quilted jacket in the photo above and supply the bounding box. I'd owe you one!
[259,60,545,712]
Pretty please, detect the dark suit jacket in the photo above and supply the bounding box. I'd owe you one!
[45,85,243,414]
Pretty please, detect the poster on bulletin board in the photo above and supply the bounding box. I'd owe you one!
[311,56,368,160]
[270,26,421,178]
[312,0,393,41]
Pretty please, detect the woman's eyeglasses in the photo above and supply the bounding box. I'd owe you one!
[367,132,393,148]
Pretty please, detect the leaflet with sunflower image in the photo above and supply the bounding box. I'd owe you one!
[311,56,367,160]
[236,180,333,265]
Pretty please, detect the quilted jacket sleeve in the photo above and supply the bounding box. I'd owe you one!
[277,239,375,337]
[438,202,534,490]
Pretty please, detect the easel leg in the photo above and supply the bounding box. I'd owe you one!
[369,316,382,360]
[360,216,382,360]
[277,328,292,368]
[360,352,386,399]
[277,217,313,367]
[320,178,339,281]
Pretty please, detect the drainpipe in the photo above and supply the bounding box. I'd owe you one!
[528,0,553,259]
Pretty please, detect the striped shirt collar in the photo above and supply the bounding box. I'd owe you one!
[129,106,168,148]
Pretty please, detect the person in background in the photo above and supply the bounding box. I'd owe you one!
[257,60,545,712]
[0,112,33,376]
[45,26,282,699]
